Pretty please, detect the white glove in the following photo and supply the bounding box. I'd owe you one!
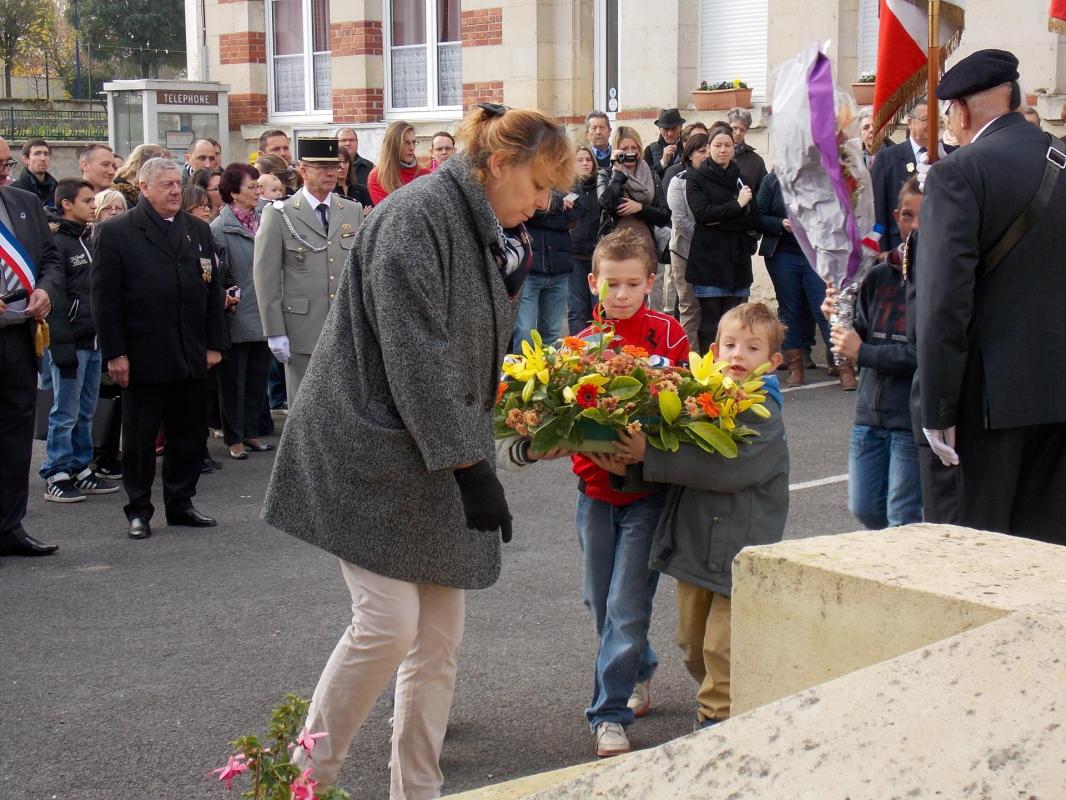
[914,144,948,192]
[268,334,291,364]
[923,426,960,467]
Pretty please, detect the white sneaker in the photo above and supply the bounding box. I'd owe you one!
[594,722,631,758]
[627,680,652,718]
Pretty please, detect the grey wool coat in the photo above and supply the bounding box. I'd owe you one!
[211,205,265,344]
[261,154,518,589]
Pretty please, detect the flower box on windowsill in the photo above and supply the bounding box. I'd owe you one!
[851,82,876,105]
[691,88,753,111]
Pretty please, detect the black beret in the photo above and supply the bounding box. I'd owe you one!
[936,49,1020,100]
[297,137,339,162]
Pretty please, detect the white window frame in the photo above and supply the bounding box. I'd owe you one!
[383,0,463,121]
[593,0,620,119]
[858,0,880,80]
[265,0,333,123]
[696,0,769,104]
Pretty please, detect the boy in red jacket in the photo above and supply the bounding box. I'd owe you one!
[571,228,688,757]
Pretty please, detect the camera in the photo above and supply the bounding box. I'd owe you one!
[616,153,639,164]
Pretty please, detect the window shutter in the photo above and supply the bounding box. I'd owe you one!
[698,0,769,103]
[858,0,880,78]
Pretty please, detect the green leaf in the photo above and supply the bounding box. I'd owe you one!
[686,421,739,458]
[579,407,609,422]
[660,428,680,452]
[530,415,562,452]
[658,390,682,425]
[609,375,639,401]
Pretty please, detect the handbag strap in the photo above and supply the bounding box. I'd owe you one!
[982,133,1066,277]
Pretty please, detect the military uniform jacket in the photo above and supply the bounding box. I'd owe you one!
[253,191,363,356]
[91,200,227,385]
[915,112,1066,432]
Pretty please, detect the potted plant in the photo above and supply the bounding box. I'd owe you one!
[852,72,876,105]
[691,79,752,111]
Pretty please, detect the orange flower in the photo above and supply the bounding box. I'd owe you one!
[697,392,721,418]
[562,336,589,351]
[621,345,649,358]
[496,382,508,404]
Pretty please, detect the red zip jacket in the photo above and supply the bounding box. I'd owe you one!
[572,305,690,506]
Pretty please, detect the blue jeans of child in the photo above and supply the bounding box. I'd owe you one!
[567,258,594,336]
[765,250,831,354]
[39,348,102,480]
[576,491,665,730]
[512,272,569,351]
[848,424,923,529]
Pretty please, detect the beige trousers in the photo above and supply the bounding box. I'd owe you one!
[297,559,466,799]
[675,580,731,722]
[669,252,700,350]
[284,353,310,409]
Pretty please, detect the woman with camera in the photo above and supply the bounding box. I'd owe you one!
[597,126,671,270]
[685,125,759,352]
[211,163,271,460]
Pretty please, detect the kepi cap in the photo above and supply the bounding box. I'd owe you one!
[936,49,1019,101]
[654,108,686,128]
[297,137,340,163]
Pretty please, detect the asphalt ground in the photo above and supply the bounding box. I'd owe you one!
[0,364,859,799]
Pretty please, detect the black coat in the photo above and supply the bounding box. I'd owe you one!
[569,175,600,260]
[755,171,803,258]
[47,218,97,376]
[870,139,919,252]
[526,191,583,276]
[916,113,1066,433]
[644,136,682,180]
[733,142,767,197]
[685,159,757,289]
[347,154,375,207]
[0,185,64,332]
[91,199,227,385]
[13,170,57,209]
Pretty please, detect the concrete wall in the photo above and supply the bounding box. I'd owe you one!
[448,524,1066,798]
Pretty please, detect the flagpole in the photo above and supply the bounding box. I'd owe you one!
[927,0,942,163]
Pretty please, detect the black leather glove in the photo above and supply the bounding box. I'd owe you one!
[453,460,513,543]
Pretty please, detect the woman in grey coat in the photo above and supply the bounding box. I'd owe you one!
[210,163,271,459]
[263,105,573,797]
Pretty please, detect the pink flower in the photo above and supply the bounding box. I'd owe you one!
[210,753,248,790]
[290,767,318,800]
[296,728,328,756]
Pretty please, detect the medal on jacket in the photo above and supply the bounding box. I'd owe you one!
[201,257,214,283]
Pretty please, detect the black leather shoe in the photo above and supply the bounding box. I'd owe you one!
[201,457,223,474]
[166,507,217,527]
[128,518,152,540]
[0,527,59,556]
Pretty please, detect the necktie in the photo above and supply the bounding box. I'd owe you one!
[317,203,329,232]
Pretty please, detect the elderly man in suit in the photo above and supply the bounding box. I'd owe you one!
[0,136,64,561]
[253,138,363,406]
[871,101,930,252]
[915,49,1066,544]
[91,157,227,540]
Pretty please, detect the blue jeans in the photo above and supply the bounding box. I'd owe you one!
[39,348,102,479]
[512,272,569,351]
[575,491,665,729]
[567,258,594,336]
[848,424,923,529]
[765,250,831,354]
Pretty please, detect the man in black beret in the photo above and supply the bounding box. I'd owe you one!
[912,48,1066,543]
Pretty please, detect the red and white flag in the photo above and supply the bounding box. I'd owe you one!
[872,0,965,139]
[1051,0,1066,33]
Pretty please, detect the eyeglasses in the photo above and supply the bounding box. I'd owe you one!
[0,159,16,169]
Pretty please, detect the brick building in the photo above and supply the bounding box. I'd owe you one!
[183,0,1066,162]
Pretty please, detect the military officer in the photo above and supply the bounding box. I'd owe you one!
[253,138,363,405]
[915,49,1066,544]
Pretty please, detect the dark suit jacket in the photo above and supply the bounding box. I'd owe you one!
[348,154,375,207]
[871,139,920,251]
[915,112,1066,432]
[91,199,226,385]
[0,185,64,333]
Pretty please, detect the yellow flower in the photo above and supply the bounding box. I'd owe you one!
[501,332,551,385]
[689,352,728,388]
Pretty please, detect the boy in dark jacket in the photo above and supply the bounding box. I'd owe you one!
[615,302,789,730]
[824,177,923,529]
[39,179,119,502]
